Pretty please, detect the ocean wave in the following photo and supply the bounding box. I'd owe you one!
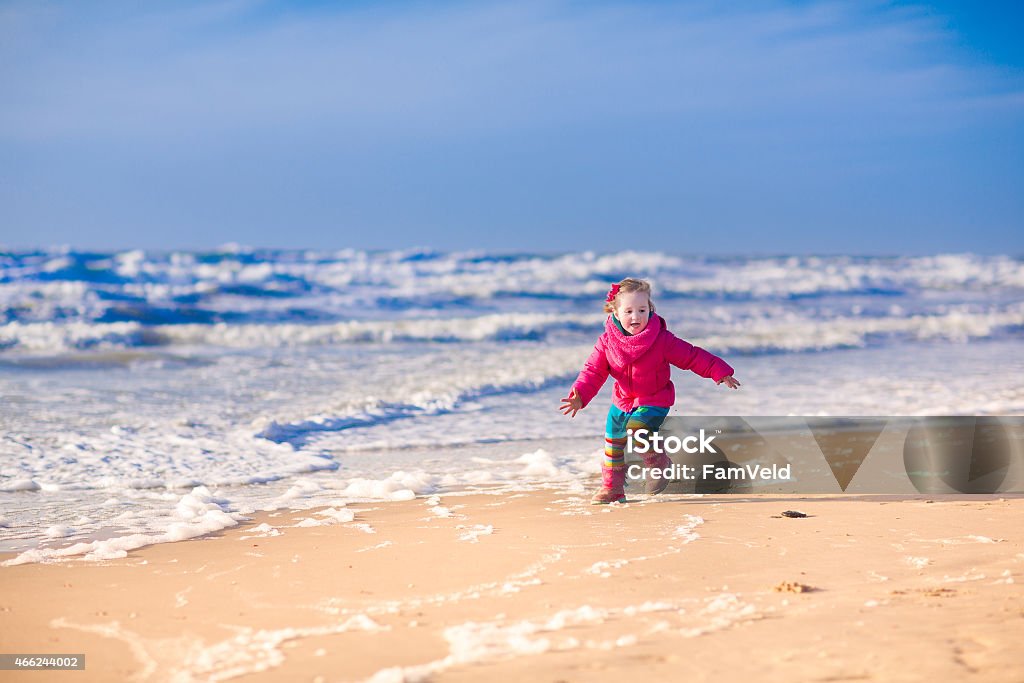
[0,321,159,354]
[1,301,1021,357]
[657,254,1024,300]
[699,303,1024,354]
[257,369,577,448]
[0,314,600,354]
[2,250,1022,327]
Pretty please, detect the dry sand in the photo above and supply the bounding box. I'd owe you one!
[2,490,1023,682]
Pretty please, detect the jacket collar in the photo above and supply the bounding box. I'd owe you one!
[603,314,662,364]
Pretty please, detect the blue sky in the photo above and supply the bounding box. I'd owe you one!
[2,0,1022,254]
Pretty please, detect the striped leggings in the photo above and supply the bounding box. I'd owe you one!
[604,405,670,469]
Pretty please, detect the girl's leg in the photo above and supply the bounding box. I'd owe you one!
[626,406,672,494]
[592,406,630,504]
[604,405,630,470]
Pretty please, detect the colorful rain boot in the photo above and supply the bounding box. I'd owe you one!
[591,465,627,504]
[642,452,674,495]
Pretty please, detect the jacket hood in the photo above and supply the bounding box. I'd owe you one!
[603,314,663,366]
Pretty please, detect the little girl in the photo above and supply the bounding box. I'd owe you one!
[560,278,740,504]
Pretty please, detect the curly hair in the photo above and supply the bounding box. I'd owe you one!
[603,277,655,314]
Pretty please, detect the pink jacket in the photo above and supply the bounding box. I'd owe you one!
[572,314,734,412]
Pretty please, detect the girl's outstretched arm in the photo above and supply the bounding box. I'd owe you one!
[664,334,734,383]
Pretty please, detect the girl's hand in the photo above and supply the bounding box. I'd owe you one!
[559,388,583,417]
[718,376,741,389]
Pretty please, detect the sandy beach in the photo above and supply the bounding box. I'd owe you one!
[2,489,1022,682]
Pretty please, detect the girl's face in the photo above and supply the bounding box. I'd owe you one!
[614,291,651,334]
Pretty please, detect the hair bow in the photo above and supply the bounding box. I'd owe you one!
[605,283,621,303]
